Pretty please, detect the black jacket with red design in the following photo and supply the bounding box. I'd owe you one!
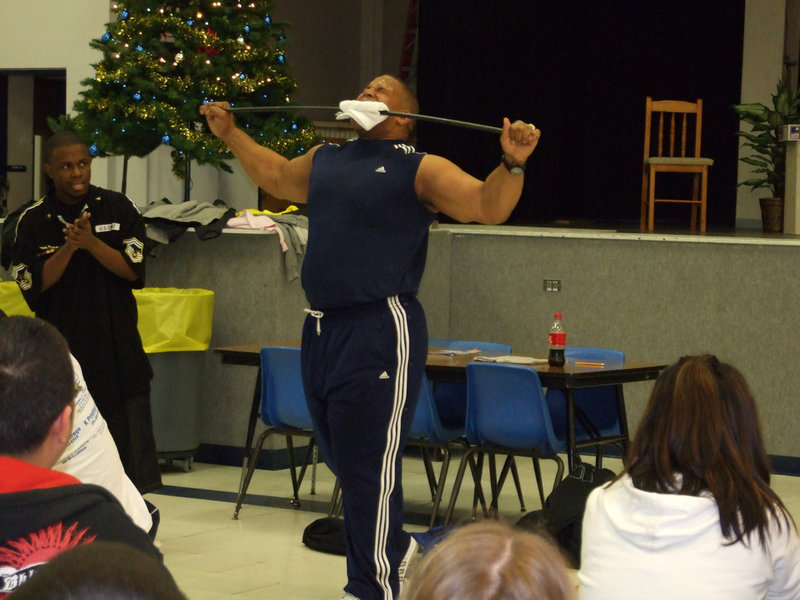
[0,457,160,597]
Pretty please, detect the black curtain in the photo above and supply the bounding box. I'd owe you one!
[417,1,746,228]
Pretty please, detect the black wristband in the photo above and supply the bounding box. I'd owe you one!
[501,154,525,176]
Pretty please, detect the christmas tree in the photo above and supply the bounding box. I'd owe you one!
[61,0,317,188]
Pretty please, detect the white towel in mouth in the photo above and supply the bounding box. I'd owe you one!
[335,100,389,130]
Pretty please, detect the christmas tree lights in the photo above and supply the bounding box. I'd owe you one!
[60,0,318,180]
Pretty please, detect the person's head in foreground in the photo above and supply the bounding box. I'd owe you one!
[402,520,576,600]
[0,315,74,463]
[8,541,186,600]
[626,353,792,547]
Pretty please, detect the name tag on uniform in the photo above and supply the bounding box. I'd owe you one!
[95,223,121,233]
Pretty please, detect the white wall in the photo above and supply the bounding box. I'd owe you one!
[736,0,787,228]
[0,0,109,107]
[0,0,116,194]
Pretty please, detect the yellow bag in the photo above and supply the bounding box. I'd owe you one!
[0,281,34,317]
[133,287,214,353]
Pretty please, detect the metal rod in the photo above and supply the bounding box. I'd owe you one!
[225,105,503,134]
[226,105,336,114]
[382,110,502,134]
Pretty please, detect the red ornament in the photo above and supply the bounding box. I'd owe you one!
[197,29,221,54]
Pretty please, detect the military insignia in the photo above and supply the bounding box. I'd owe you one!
[11,263,32,291]
[123,237,144,263]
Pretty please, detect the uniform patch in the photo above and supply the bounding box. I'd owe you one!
[123,237,144,263]
[95,223,120,233]
[11,263,32,291]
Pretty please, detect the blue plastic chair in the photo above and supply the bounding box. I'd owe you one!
[443,362,566,525]
[233,346,317,519]
[427,339,512,431]
[427,339,529,513]
[406,372,465,527]
[545,347,626,467]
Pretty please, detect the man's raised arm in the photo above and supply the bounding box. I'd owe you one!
[200,101,317,204]
[416,118,540,224]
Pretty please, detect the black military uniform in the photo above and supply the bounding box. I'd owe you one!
[11,186,160,493]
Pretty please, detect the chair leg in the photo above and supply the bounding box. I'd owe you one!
[487,452,499,518]
[648,168,656,232]
[328,477,343,518]
[551,454,565,491]
[532,456,546,507]
[492,454,520,517]
[700,169,708,233]
[443,446,479,526]
[640,168,649,231]
[690,173,700,232]
[471,452,488,520]
[510,457,526,512]
[310,443,317,494]
[429,446,451,528]
[293,436,316,506]
[233,429,273,519]
[285,435,301,507]
[493,454,525,514]
[420,447,439,501]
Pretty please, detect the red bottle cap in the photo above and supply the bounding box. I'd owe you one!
[554,313,562,318]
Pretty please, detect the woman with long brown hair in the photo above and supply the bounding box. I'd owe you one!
[579,355,800,599]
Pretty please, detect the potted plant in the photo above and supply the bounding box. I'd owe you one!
[732,80,800,232]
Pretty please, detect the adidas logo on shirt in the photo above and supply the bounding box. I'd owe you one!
[393,143,416,154]
[375,166,387,173]
[379,371,390,380]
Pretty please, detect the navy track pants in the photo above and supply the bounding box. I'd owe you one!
[301,295,427,600]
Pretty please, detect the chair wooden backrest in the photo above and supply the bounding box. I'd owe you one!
[643,98,703,161]
[640,97,712,232]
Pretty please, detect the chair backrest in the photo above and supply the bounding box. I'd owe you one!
[565,347,625,363]
[409,372,460,442]
[465,362,563,455]
[643,97,704,160]
[260,346,312,430]
[547,347,625,433]
[428,339,513,432]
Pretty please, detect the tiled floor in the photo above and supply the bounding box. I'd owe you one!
[147,454,800,600]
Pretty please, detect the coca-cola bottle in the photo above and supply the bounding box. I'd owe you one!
[548,313,566,367]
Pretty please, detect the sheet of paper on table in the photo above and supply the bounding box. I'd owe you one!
[474,355,549,365]
[429,348,481,356]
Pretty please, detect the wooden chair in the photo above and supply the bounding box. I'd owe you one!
[640,97,714,232]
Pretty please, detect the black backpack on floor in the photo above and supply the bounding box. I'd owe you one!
[516,462,615,567]
[302,516,346,555]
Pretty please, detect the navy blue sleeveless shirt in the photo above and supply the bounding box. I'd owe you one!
[302,139,436,310]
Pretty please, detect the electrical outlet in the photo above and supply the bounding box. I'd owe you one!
[543,279,561,292]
